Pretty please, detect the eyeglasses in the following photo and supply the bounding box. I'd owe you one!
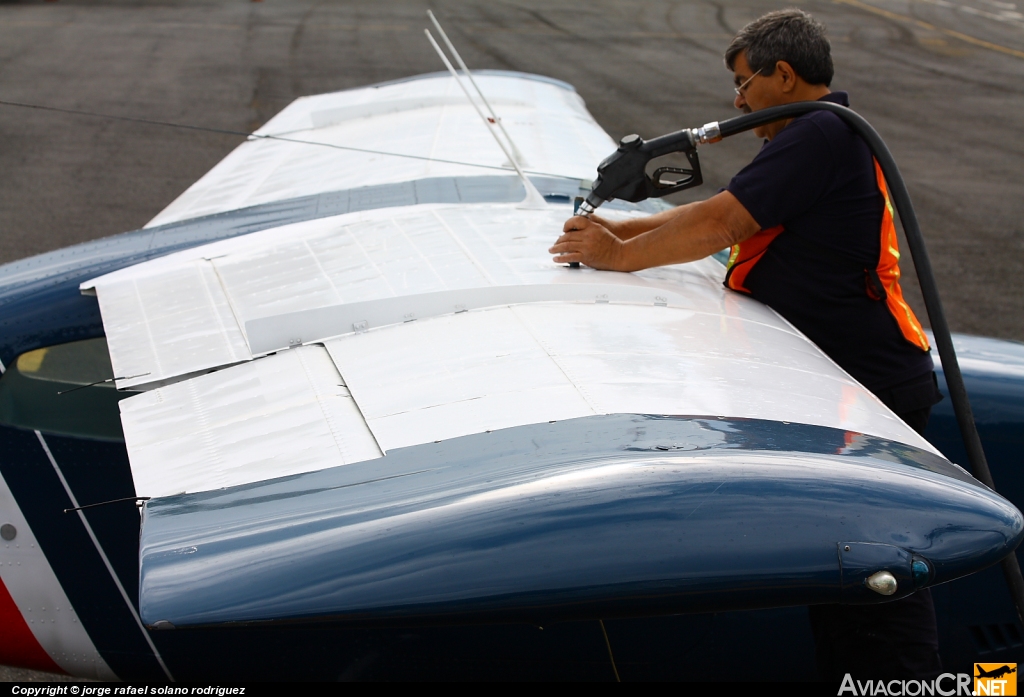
[734,69,762,97]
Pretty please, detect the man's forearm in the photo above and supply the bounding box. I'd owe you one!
[618,194,758,270]
[599,204,693,241]
[551,191,759,271]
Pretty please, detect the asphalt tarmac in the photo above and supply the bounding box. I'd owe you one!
[0,0,1022,682]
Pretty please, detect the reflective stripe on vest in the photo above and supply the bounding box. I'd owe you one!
[873,159,930,352]
[723,224,784,294]
[723,159,930,352]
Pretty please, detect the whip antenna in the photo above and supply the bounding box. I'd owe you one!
[427,10,527,167]
[423,27,546,210]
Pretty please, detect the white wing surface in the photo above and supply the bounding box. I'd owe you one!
[146,73,609,227]
[81,72,940,499]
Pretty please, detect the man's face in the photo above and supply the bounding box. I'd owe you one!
[732,51,776,139]
[731,49,831,140]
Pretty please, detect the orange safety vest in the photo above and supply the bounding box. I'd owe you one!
[723,160,930,353]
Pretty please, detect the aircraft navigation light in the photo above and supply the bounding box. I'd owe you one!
[866,570,899,596]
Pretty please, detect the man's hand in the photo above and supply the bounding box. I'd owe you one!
[549,215,629,270]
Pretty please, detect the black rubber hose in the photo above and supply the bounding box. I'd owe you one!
[715,101,1024,624]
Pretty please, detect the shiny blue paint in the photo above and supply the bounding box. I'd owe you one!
[139,415,1023,629]
[927,334,1024,558]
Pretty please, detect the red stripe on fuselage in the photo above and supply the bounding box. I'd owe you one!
[0,575,65,674]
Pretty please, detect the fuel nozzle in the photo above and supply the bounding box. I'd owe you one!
[566,123,711,268]
[577,129,704,216]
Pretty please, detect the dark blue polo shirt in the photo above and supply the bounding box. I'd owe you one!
[726,92,934,395]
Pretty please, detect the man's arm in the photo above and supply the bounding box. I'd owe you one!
[550,190,761,271]
[592,205,690,241]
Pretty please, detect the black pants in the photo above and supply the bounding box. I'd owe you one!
[810,373,945,680]
[809,588,942,680]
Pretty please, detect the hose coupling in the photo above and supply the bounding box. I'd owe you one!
[576,198,597,217]
[694,122,722,145]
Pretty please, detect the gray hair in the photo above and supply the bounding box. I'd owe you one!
[724,9,834,87]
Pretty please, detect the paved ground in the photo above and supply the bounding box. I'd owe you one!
[0,0,1022,682]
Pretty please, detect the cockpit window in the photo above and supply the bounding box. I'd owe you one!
[0,337,134,442]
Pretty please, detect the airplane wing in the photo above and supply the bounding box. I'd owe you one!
[144,71,610,227]
[75,72,1022,629]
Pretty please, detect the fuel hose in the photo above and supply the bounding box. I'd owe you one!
[704,102,1024,623]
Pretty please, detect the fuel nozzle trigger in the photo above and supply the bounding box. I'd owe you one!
[578,129,704,216]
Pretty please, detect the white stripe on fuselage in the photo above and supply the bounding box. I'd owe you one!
[0,469,116,680]
[34,431,175,681]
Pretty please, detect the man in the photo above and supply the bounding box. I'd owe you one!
[550,9,944,680]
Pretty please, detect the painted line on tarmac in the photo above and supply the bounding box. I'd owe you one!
[834,0,1024,60]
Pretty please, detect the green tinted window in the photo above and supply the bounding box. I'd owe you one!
[0,338,134,441]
